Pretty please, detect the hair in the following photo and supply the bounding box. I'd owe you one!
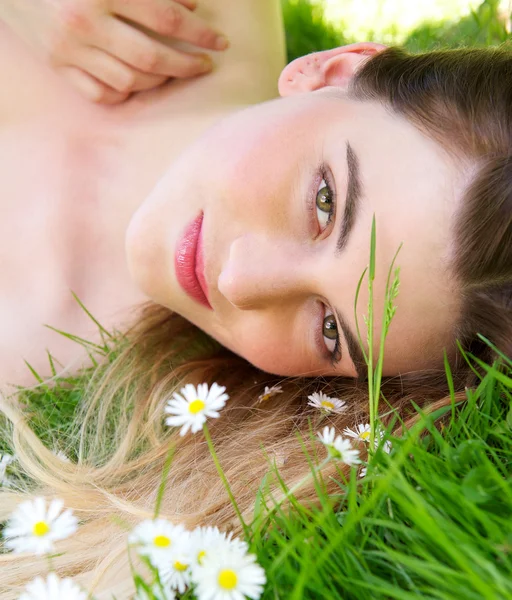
[1,45,511,598]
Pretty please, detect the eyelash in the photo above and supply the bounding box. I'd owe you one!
[308,166,342,367]
[307,166,335,237]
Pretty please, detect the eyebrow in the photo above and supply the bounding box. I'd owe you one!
[334,142,367,381]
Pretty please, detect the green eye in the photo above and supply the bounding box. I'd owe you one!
[316,181,333,213]
[323,314,338,340]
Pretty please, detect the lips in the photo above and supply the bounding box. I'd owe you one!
[175,212,212,310]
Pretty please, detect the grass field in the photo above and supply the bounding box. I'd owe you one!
[1,1,512,598]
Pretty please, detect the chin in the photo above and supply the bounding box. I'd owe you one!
[124,207,169,306]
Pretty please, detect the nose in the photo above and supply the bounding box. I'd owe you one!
[217,234,314,309]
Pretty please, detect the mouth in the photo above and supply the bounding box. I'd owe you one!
[174,212,212,310]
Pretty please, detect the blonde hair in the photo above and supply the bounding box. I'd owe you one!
[0,303,459,598]
[2,45,512,597]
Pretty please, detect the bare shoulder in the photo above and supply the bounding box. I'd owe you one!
[137,0,287,108]
[198,0,287,93]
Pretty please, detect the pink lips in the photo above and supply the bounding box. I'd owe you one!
[175,212,212,310]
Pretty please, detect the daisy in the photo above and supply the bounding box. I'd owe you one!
[257,385,283,403]
[317,427,361,466]
[190,526,248,567]
[19,573,87,600]
[358,466,367,479]
[3,497,78,555]
[343,424,393,454]
[129,519,191,567]
[156,549,194,594]
[193,545,266,600]
[317,426,336,447]
[381,440,393,454]
[307,391,347,414]
[330,438,361,466]
[0,453,14,486]
[343,423,372,442]
[164,383,229,436]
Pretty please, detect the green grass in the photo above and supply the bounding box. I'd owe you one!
[2,1,512,598]
[245,368,512,600]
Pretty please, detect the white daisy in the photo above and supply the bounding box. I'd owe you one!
[134,583,176,600]
[0,453,14,486]
[190,526,248,567]
[307,391,346,414]
[343,423,372,442]
[343,424,393,454]
[331,438,361,466]
[129,519,191,567]
[317,426,336,447]
[3,497,78,555]
[156,548,194,594]
[317,427,361,466]
[381,440,393,454]
[193,545,266,600]
[19,573,86,600]
[358,466,367,479]
[164,383,229,436]
[257,385,283,403]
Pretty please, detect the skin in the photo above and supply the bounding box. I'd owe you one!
[0,0,230,104]
[125,43,469,378]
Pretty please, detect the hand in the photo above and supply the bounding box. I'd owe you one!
[2,0,229,104]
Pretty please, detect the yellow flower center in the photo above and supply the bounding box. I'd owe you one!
[174,560,188,571]
[153,535,171,548]
[218,569,238,590]
[360,430,370,441]
[197,549,206,565]
[189,399,206,414]
[321,400,335,410]
[33,521,50,537]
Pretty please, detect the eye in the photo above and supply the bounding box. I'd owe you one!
[320,305,342,366]
[315,176,335,232]
[309,167,341,366]
[307,165,337,237]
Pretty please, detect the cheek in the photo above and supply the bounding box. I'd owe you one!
[201,104,323,232]
[209,133,294,229]
[221,319,320,377]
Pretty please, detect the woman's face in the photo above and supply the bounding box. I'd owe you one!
[126,45,468,378]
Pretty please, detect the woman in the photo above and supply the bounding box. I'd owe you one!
[0,0,511,597]
[0,0,287,388]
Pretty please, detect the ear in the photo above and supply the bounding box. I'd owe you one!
[278,42,388,97]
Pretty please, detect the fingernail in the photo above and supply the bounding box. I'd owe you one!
[200,55,213,72]
[215,35,230,51]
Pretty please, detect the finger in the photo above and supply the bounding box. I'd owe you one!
[70,43,170,94]
[72,46,140,93]
[122,69,168,92]
[173,0,197,10]
[110,0,229,51]
[99,18,214,77]
[109,63,169,93]
[59,66,130,104]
